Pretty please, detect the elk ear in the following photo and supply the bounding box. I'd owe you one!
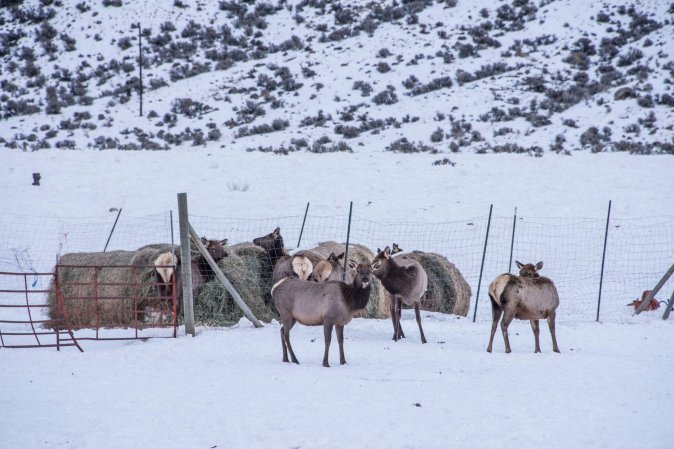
[272,227,280,238]
[383,246,391,258]
[515,261,523,269]
[348,259,358,270]
[335,252,345,260]
[535,261,544,270]
[220,239,228,246]
[377,247,381,254]
[201,237,208,244]
[327,252,337,262]
[372,261,381,270]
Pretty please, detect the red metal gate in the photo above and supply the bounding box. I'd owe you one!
[0,271,81,351]
[0,264,178,350]
[54,264,178,341]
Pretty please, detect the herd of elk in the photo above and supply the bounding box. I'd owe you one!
[487,261,560,354]
[157,225,567,366]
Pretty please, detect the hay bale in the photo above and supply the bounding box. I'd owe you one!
[404,251,471,316]
[48,245,175,329]
[194,243,276,326]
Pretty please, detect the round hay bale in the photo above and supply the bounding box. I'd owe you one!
[405,251,471,316]
[194,242,276,326]
[309,242,389,319]
[49,245,178,329]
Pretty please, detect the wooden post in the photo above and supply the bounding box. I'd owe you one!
[177,193,195,336]
[188,224,263,328]
[596,200,611,322]
[472,204,493,323]
[634,262,674,315]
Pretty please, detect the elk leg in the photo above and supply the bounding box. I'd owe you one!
[280,326,289,363]
[530,319,541,353]
[336,325,346,365]
[414,302,427,344]
[487,298,502,353]
[389,293,398,341]
[500,310,515,354]
[547,310,560,353]
[283,320,299,364]
[396,296,406,340]
[322,322,333,367]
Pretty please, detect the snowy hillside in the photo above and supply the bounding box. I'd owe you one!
[1,0,673,155]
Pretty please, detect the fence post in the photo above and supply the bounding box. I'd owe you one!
[297,202,310,249]
[596,200,611,322]
[473,204,493,323]
[103,208,122,252]
[508,207,517,273]
[177,193,195,336]
[138,22,143,117]
[342,202,353,281]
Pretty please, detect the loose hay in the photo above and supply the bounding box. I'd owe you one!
[49,245,175,329]
[194,243,275,326]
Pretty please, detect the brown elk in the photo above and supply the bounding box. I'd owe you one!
[153,238,228,306]
[253,227,313,283]
[313,252,358,283]
[271,263,373,367]
[487,261,560,354]
[371,246,428,344]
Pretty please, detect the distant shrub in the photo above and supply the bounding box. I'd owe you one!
[102,0,122,6]
[372,87,398,105]
[377,62,391,73]
[386,137,437,153]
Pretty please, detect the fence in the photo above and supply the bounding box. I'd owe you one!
[0,204,672,347]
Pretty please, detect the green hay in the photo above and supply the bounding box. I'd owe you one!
[194,243,276,326]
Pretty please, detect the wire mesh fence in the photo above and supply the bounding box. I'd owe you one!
[0,205,672,337]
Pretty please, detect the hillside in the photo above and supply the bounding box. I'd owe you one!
[1,0,673,156]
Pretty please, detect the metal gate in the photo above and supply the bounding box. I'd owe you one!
[0,271,81,351]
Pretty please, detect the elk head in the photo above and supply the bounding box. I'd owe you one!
[200,237,228,261]
[515,261,543,278]
[355,263,372,289]
[371,246,391,279]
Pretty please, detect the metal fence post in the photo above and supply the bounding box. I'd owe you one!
[473,204,493,323]
[596,200,612,322]
[177,193,195,336]
[508,207,517,273]
[297,202,310,249]
[342,202,353,281]
[103,208,122,252]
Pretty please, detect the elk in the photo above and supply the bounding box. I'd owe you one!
[253,227,313,283]
[371,246,428,344]
[271,262,373,367]
[153,237,228,306]
[487,261,560,354]
[313,252,358,283]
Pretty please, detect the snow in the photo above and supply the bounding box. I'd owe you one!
[1,0,674,447]
[1,315,673,449]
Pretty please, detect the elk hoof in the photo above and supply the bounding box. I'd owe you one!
[486,348,492,353]
[421,338,427,344]
[553,348,561,353]
[323,362,330,368]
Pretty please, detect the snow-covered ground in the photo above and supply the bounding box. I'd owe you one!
[1,147,673,449]
[2,314,673,449]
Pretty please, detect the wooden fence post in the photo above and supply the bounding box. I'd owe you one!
[177,193,195,336]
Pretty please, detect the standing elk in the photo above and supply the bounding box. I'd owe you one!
[271,262,373,367]
[253,227,313,283]
[371,246,428,344]
[487,261,560,353]
[313,252,358,283]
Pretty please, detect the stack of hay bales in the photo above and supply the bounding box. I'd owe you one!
[49,244,175,329]
[194,242,275,325]
[404,251,472,316]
